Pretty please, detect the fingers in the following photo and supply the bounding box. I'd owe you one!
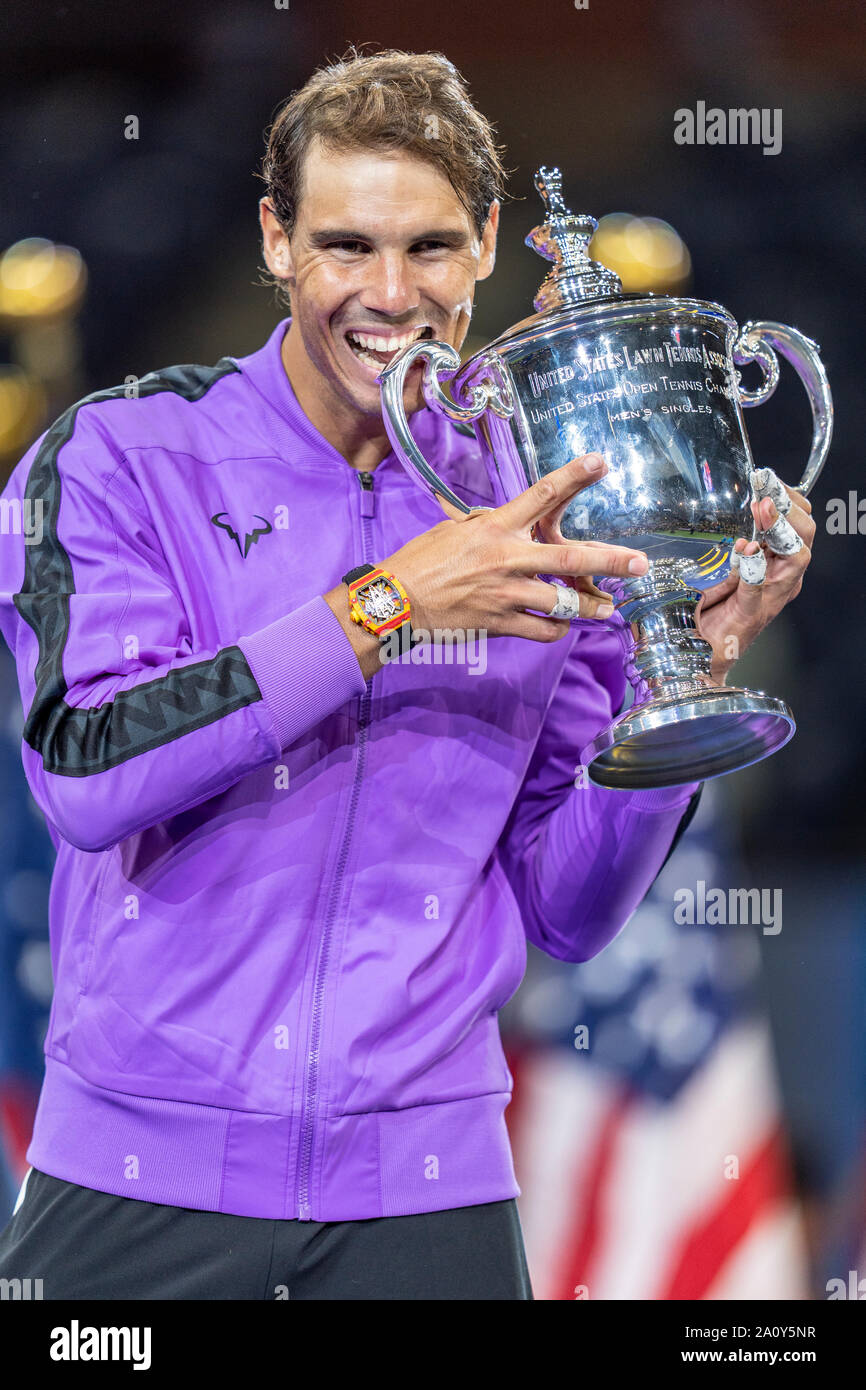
[750,496,803,557]
[751,468,792,517]
[537,569,609,600]
[763,514,803,556]
[731,543,767,586]
[751,471,812,517]
[750,468,810,557]
[526,537,649,580]
[517,579,615,621]
[507,612,573,643]
[722,544,767,633]
[493,452,648,578]
[763,493,816,549]
[497,453,606,532]
[729,459,815,603]
[752,494,803,556]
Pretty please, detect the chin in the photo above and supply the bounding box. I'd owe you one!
[340,369,424,419]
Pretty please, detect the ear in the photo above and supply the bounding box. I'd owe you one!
[259,198,294,283]
[475,200,500,282]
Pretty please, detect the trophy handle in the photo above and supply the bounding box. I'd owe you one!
[378,338,514,515]
[733,320,833,495]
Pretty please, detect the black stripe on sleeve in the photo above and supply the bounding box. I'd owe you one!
[14,360,266,777]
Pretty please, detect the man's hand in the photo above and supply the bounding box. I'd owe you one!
[386,452,647,640]
[325,453,649,680]
[696,473,816,684]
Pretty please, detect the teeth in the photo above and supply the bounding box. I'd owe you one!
[347,325,429,353]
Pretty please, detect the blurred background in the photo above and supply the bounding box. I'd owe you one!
[0,0,863,1298]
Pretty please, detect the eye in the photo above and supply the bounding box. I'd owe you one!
[328,240,371,255]
[411,240,450,254]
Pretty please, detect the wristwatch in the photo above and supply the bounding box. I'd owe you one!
[342,563,416,658]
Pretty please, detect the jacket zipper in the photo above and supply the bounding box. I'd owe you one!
[296,468,376,1220]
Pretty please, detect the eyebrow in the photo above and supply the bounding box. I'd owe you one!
[309,228,470,247]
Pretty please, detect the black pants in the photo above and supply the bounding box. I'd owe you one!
[0,1168,533,1300]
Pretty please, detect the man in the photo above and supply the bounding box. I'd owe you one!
[0,49,813,1299]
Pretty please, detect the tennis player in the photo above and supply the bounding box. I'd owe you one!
[0,48,814,1299]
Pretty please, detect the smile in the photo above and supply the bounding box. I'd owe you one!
[345,324,433,372]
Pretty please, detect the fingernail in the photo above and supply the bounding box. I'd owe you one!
[584,454,605,473]
[628,554,648,574]
[596,602,615,619]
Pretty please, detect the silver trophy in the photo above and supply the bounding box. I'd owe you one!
[379,167,833,789]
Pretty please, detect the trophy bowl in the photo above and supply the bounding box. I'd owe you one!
[378,167,833,790]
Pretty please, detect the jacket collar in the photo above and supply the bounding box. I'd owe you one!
[232,317,492,501]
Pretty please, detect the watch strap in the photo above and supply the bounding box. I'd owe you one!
[342,563,376,587]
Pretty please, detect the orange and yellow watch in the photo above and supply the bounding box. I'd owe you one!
[343,564,415,658]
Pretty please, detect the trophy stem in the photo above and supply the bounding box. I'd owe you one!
[604,560,717,704]
[585,560,796,789]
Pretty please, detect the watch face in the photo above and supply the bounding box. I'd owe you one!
[360,576,403,623]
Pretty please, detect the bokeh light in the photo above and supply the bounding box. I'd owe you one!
[591,213,692,293]
[0,238,86,321]
[0,366,46,459]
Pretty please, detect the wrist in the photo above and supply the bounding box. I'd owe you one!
[324,587,382,682]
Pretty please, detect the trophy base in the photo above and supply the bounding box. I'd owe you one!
[581,687,795,790]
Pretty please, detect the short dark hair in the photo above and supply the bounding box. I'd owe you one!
[260,46,507,287]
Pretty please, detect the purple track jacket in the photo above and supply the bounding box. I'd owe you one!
[0,319,699,1220]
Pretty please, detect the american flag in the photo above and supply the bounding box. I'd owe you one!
[502,780,809,1300]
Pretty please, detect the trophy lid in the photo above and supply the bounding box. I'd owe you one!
[526,166,623,312]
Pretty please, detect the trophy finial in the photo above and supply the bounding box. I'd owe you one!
[526,165,622,312]
[534,166,570,218]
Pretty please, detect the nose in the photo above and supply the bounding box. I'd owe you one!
[358,250,420,317]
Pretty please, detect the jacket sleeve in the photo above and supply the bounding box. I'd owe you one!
[0,405,366,853]
[496,621,702,963]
